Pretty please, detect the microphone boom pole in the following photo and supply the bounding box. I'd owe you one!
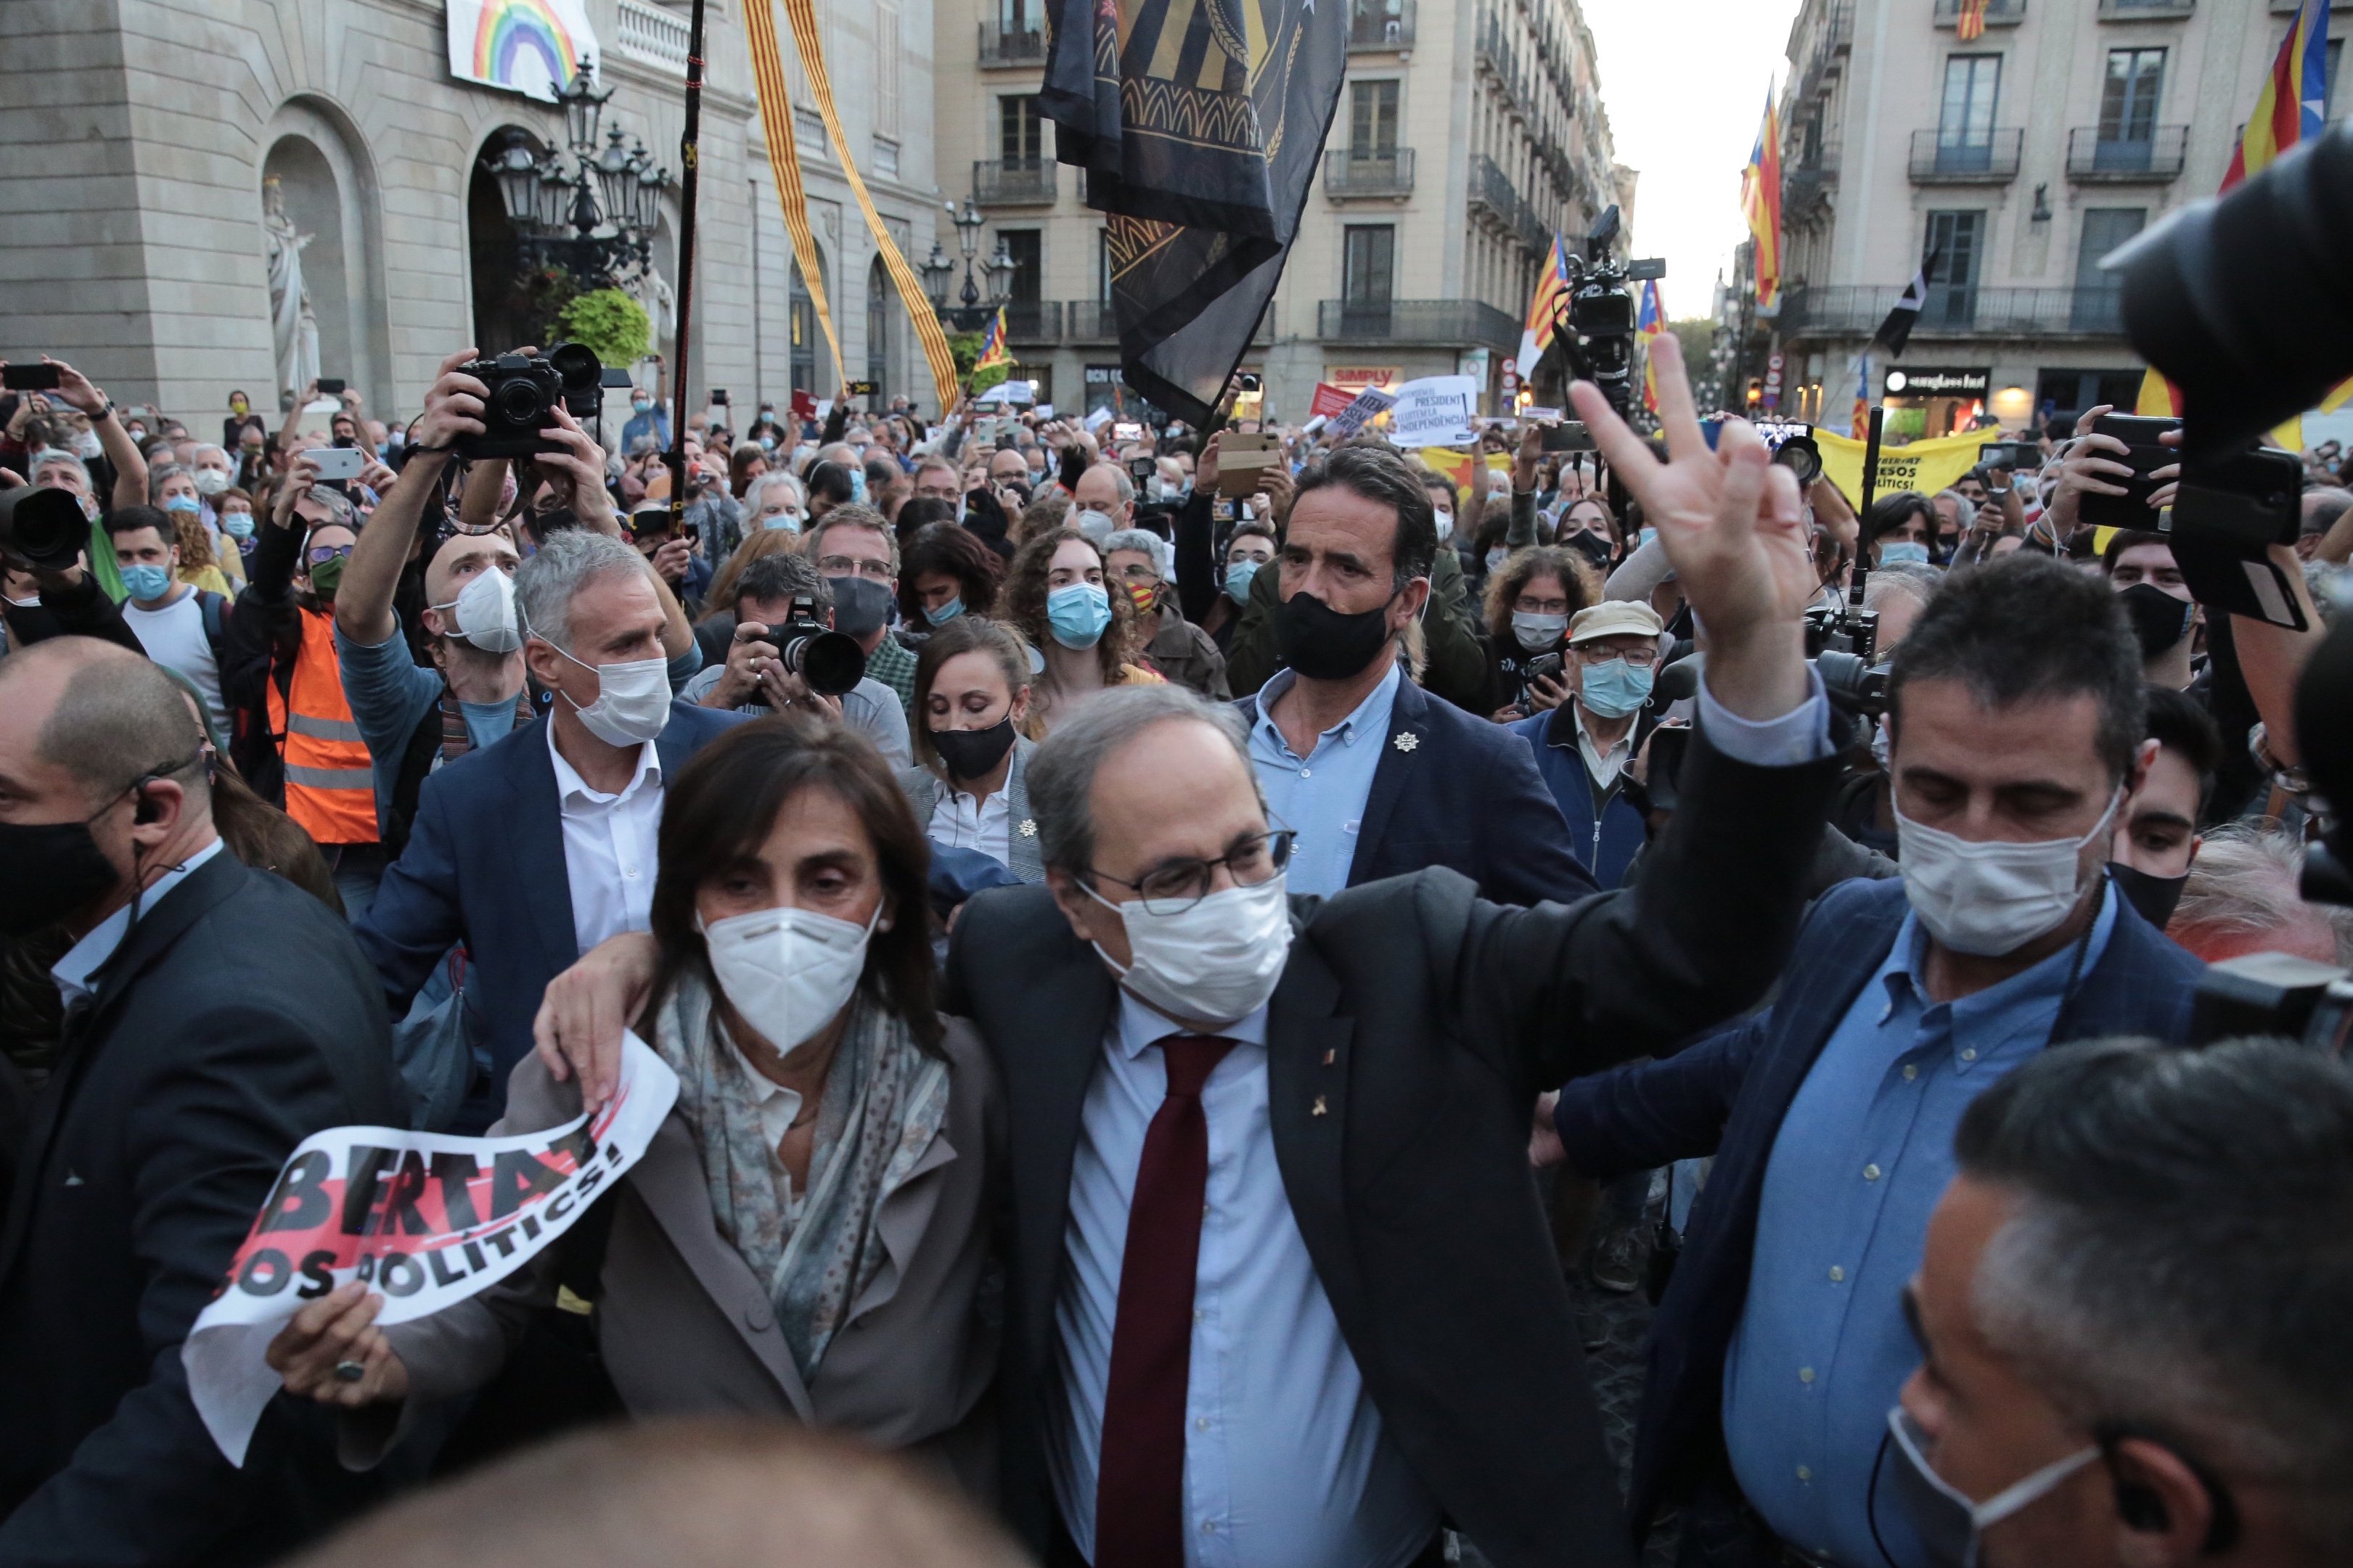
[664,0,709,529]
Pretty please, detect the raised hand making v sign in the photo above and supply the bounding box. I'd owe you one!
[1568,332,1816,723]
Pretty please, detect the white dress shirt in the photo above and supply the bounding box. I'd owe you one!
[1573,703,1639,789]
[727,1025,809,1225]
[547,721,664,956]
[52,838,224,1012]
[1048,991,1438,1568]
[928,782,1013,869]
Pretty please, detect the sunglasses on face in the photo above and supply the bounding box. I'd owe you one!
[306,543,354,565]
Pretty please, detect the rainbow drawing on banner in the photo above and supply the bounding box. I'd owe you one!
[447,0,597,98]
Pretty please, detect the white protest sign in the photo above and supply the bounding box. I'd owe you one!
[1331,386,1398,437]
[1385,375,1479,447]
[183,1033,679,1465]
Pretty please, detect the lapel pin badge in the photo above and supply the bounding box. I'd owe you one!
[1393,731,1419,753]
[1311,1094,1329,1117]
[1018,818,1036,837]
[1321,1048,1335,1066]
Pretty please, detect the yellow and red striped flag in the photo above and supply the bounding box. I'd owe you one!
[1518,235,1572,384]
[1956,0,1988,43]
[1740,87,1784,316]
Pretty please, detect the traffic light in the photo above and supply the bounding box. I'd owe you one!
[1745,377,1764,408]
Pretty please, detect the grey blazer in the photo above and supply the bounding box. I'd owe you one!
[355,1016,1004,1494]
[896,736,1043,883]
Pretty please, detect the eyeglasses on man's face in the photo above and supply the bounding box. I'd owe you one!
[1088,827,1296,915]
[815,554,893,580]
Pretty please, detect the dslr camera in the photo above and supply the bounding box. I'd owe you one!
[457,342,604,460]
[1550,205,1665,419]
[0,483,94,573]
[769,594,868,698]
[1805,569,1889,721]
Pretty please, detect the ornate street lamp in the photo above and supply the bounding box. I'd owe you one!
[476,57,670,290]
[552,57,613,154]
[920,240,957,312]
[594,126,636,227]
[928,200,1012,332]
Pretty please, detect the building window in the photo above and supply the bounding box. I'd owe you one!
[1350,80,1399,153]
[2098,49,2165,149]
[790,253,829,396]
[1343,224,1395,311]
[1097,227,1113,303]
[1936,54,2002,171]
[2331,40,2344,118]
[1001,229,1042,303]
[876,4,902,141]
[999,0,1038,27]
[1000,95,1044,165]
[1924,210,1984,327]
[2071,209,2143,331]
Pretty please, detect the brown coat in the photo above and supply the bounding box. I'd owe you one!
[357,1017,1004,1493]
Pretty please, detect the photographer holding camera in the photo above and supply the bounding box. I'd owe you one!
[682,551,910,768]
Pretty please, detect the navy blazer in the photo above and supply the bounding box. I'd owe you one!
[1237,673,1598,906]
[354,702,748,1112]
[1552,874,2205,1542]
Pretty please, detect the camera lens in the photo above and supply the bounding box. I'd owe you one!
[0,485,91,572]
[781,629,868,697]
[491,377,548,429]
[1774,436,1822,488]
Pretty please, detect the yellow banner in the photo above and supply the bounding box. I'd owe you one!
[1814,427,1986,509]
[778,0,960,414]
[1417,448,1510,493]
[742,0,844,387]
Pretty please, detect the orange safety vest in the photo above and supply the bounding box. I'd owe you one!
[265,607,380,846]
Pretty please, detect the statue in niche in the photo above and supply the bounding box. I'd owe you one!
[263,176,321,400]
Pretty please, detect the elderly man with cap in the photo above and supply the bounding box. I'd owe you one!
[1509,599,1666,893]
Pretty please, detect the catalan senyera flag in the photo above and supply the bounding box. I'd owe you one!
[1851,352,1871,440]
[1518,234,1573,388]
[1636,279,1668,415]
[1956,0,1989,43]
[973,307,1012,375]
[2137,0,2335,431]
[1740,88,1784,316]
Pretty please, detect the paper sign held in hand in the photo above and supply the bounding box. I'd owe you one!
[182,1033,679,1465]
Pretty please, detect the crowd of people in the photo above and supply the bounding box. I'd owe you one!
[0,333,2347,1568]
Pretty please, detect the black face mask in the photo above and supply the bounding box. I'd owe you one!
[2117,582,2193,658]
[0,817,121,939]
[2109,861,2190,929]
[930,715,1018,781]
[1275,590,1396,681]
[1563,530,1615,572]
[826,574,895,640]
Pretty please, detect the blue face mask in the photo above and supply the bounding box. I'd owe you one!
[924,596,965,627]
[1638,526,1658,549]
[633,398,652,414]
[221,513,255,540]
[848,468,869,505]
[1579,655,1655,718]
[163,493,200,514]
[1879,540,1932,565]
[120,562,174,602]
[1046,582,1113,649]
[1224,558,1261,606]
[758,435,777,452]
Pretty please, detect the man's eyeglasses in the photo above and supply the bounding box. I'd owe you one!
[1574,644,1658,668]
[815,554,893,580]
[1087,828,1296,915]
[306,543,354,565]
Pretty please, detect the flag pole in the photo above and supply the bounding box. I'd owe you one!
[664,0,709,530]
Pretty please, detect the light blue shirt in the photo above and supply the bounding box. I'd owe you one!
[1245,663,1402,898]
[1048,991,1438,1568]
[51,839,226,1012]
[1723,882,2119,1567]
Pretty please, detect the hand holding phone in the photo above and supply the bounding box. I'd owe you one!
[302,446,367,482]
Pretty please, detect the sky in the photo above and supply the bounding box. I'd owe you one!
[1578,0,1802,322]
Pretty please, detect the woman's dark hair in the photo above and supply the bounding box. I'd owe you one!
[1002,527,1142,683]
[895,496,957,543]
[901,521,1005,620]
[1480,544,1600,643]
[912,615,1034,771]
[728,443,767,499]
[646,715,943,1052]
[801,460,856,509]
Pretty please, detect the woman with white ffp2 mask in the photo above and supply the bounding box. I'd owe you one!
[263,718,1003,1474]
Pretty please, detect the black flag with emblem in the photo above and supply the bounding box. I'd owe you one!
[1039,0,1346,423]
[1870,243,1943,359]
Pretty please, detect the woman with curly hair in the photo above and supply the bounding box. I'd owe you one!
[999,527,1160,738]
[900,522,1004,630]
[1479,543,1599,721]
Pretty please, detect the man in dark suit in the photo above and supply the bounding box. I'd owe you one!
[356,530,743,1128]
[0,639,407,1567]
[1234,443,1598,907]
[533,343,1841,1566]
[1541,555,2207,1568]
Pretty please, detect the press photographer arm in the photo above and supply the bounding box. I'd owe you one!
[45,357,145,513]
[337,349,484,649]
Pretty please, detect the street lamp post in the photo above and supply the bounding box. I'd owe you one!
[478,57,670,290]
[921,198,1014,332]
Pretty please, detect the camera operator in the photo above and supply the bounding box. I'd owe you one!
[681,551,910,768]
[629,501,709,615]
[1536,553,2206,1568]
[1894,1036,2353,1568]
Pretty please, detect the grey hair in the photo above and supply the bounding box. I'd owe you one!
[1100,528,1171,580]
[2169,824,2353,964]
[1862,560,1940,612]
[803,504,899,574]
[147,462,192,503]
[734,550,832,617]
[31,447,87,485]
[1956,1036,2353,1558]
[192,443,229,467]
[515,528,649,655]
[1028,685,1257,877]
[745,470,806,513]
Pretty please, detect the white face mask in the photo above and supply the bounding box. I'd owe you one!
[1895,788,2121,957]
[195,467,231,496]
[1085,874,1293,1025]
[1073,507,1116,545]
[552,646,673,747]
[73,432,103,459]
[431,565,521,653]
[1434,511,1454,543]
[700,903,878,1054]
[1511,610,1568,652]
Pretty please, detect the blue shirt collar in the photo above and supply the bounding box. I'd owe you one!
[1878,879,2121,1036]
[1113,986,1271,1060]
[1251,662,1403,760]
[51,837,226,1011]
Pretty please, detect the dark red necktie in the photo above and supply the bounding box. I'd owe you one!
[1094,1034,1235,1568]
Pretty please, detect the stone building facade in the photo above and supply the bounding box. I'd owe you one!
[0,0,949,432]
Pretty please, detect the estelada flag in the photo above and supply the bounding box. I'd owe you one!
[974,306,1012,374]
[2138,0,2333,427]
[1740,87,1783,316]
[1039,0,1346,424]
[1519,234,1573,387]
[1636,279,1667,415]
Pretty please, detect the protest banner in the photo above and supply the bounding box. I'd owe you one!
[1309,381,1354,421]
[1386,375,1479,448]
[1812,426,1986,509]
[1331,385,1396,437]
[1418,447,1510,495]
[183,1033,679,1466]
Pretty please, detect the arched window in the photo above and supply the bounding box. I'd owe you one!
[790,250,830,397]
[866,256,893,406]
